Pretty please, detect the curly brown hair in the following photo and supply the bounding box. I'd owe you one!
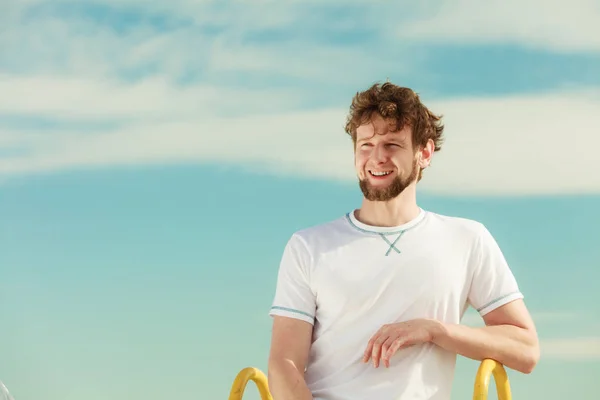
[344,82,445,154]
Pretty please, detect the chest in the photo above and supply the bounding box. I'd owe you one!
[311,234,472,318]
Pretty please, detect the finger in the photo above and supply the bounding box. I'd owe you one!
[383,337,413,367]
[380,336,397,368]
[363,335,377,363]
[363,325,392,363]
[371,335,389,368]
[382,337,403,367]
[363,328,385,363]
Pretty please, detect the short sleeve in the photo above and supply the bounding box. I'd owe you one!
[468,224,524,316]
[269,234,316,325]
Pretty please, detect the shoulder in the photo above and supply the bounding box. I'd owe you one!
[277,216,349,273]
[424,210,505,256]
[289,214,349,245]
[283,214,351,258]
[423,210,488,241]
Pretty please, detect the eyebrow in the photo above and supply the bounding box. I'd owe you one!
[357,134,407,144]
[389,138,407,145]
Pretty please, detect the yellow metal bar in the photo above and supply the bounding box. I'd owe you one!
[473,359,512,400]
[228,359,511,400]
[228,367,273,400]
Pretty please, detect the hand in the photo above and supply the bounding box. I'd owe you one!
[362,319,442,368]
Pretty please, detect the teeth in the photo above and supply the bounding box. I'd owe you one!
[371,171,391,176]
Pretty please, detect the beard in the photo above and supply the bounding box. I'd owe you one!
[359,157,419,202]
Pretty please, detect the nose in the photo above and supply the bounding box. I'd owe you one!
[372,143,387,163]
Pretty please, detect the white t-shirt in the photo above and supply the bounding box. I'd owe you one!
[269,208,523,400]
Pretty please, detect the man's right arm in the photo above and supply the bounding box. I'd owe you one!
[268,316,314,400]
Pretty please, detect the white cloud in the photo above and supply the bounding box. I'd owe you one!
[0,99,350,179]
[422,90,600,195]
[2,0,599,195]
[398,0,600,52]
[0,75,304,120]
[2,75,599,196]
[0,2,406,85]
[8,0,600,54]
[541,337,600,360]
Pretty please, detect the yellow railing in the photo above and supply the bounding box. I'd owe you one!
[228,359,511,400]
[473,359,512,400]
[228,367,273,400]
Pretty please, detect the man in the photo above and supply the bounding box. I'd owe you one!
[267,82,539,400]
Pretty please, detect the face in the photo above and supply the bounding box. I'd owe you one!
[354,114,430,201]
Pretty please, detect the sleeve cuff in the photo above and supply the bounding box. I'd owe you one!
[476,291,524,316]
[269,306,315,325]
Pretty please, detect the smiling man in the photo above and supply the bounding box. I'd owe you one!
[267,82,539,400]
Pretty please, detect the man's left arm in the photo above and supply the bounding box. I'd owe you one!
[433,222,540,374]
[365,299,539,373]
[365,223,540,373]
[431,298,540,374]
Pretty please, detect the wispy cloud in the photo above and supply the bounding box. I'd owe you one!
[1,1,414,80]
[2,77,599,195]
[541,337,600,360]
[423,90,600,195]
[1,0,599,195]
[0,75,305,120]
[400,0,600,53]
[10,0,599,55]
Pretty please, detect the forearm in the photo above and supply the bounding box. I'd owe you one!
[432,322,539,374]
[268,358,313,400]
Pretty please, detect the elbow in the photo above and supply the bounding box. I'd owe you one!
[519,356,538,375]
[518,341,540,374]
[525,349,540,374]
[513,325,540,375]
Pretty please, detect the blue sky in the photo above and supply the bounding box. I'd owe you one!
[1,1,599,400]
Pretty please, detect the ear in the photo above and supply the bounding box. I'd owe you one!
[418,139,435,169]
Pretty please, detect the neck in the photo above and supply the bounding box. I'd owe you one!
[356,185,420,227]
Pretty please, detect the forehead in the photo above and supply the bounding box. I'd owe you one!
[355,114,411,142]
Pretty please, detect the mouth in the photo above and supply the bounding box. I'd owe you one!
[369,170,393,178]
